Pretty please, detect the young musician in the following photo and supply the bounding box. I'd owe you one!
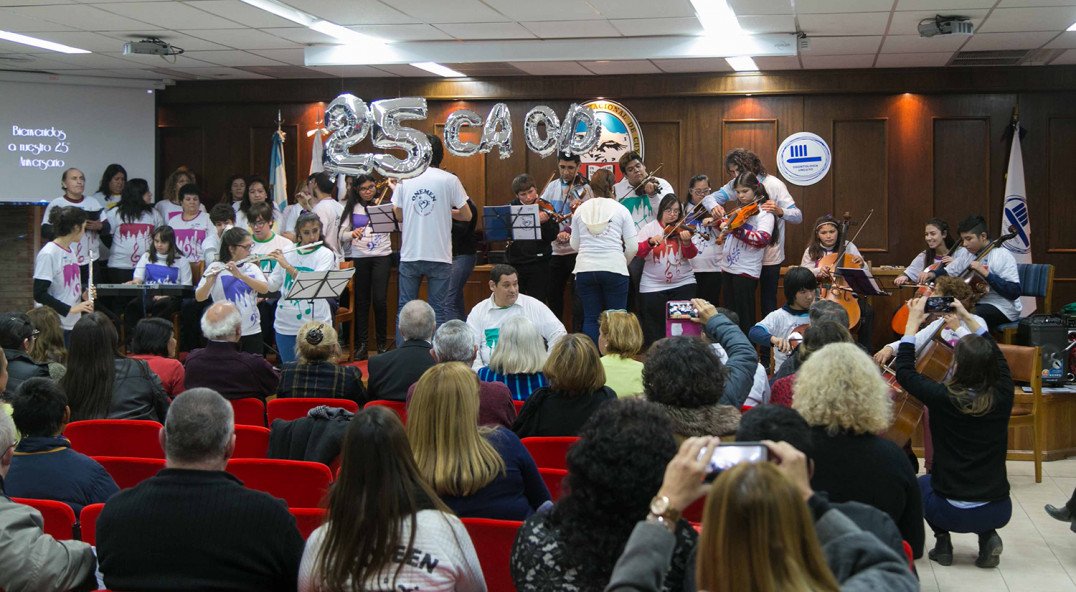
[34,207,94,338]
[126,226,192,323]
[155,167,205,221]
[507,174,560,304]
[279,175,314,242]
[748,266,816,371]
[614,151,674,315]
[267,213,336,364]
[202,203,236,266]
[235,176,281,232]
[339,174,393,358]
[685,174,723,305]
[167,184,211,264]
[310,172,345,262]
[801,214,874,350]
[41,168,107,282]
[928,215,1021,332]
[105,178,161,284]
[540,153,591,331]
[248,202,292,275]
[195,228,269,355]
[720,172,776,334]
[92,164,127,210]
[894,218,967,287]
[636,194,698,346]
[874,276,985,365]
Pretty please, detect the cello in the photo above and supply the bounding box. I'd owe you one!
[889,237,964,334]
[961,225,1018,302]
[879,316,956,446]
[815,212,871,330]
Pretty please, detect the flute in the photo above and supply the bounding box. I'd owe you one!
[87,251,95,305]
[203,241,324,279]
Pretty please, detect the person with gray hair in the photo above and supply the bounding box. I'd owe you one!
[96,388,304,592]
[771,298,860,383]
[404,320,517,429]
[367,300,437,402]
[184,302,279,400]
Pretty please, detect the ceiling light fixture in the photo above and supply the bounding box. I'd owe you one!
[411,61,466,77]
[239,0,384,45]
[690,0,745,38]
[1068,21,1076,31]
[726,56,758,71]
[0,30,90,54]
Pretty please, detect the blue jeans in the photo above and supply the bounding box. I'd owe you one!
[397,259,451,346]
[919,475,1012,534]
[576,271,629,346]
[275,332,297,365]
[447,253,476,321]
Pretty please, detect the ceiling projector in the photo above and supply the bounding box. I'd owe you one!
[918,15,974,38]
[123,38,181,56]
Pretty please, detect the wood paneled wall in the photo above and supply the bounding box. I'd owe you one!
[156,70,1076,317]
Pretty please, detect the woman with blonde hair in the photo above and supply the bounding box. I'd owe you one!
[793,342,924,559]
[276,321,365,404]
[513,334,616,438]
[409,362,550,520]
[598,310,644,398]
[26,307,67,378]
[477,316,548,401]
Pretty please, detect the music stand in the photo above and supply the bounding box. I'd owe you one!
[483,206,513,243]
[366,204,400,234]
[483,205,540,241]
[285,268,356,303]
[837,266,890,297]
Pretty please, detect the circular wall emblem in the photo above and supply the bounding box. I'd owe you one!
[580,100,644,183]
[1002,195,1031,255]
[777,132,832,186]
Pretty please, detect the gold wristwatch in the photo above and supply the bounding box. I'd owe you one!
[646,495,681,533]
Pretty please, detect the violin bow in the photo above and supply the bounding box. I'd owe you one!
[614,163,664,201]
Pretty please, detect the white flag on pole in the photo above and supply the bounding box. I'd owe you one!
[1001,122,1034,316]
[310,129,324,175]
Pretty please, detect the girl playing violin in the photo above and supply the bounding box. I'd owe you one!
[801,214,874,349]
[893,218,967,287]
[685,174,723,306]
[636,194,700,346]
[721,172,776,334]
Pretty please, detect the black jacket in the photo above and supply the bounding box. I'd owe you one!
[366,340,435,402]
[506,198,560,266]
[3,348,50,395]
[107,358,170,422]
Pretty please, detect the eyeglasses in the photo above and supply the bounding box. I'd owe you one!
[251,220,270,228]
[691,188,711,195]
[237,243,254,250]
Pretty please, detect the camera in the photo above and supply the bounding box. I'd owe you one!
[700,442,769,483]
[924,296,954,313]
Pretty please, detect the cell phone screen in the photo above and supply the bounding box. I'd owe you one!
[700,443,769,482]
[667,300,697,320]
[924,296,954,313]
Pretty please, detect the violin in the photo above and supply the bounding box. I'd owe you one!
[536,198,574,224]
[714,196,766,245]
[615,164,664,201]
[889,237,964,334]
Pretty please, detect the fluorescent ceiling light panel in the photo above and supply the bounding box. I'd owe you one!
[1068,21,1076,31]
[410,62,466,77]
[725,56,758,71]
[240,0,384,45]
[690,0,745,37]
[239,0,312,26]
[309,21,383,45]
[0,30,90,54]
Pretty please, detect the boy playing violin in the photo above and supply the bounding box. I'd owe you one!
[506,173,561,304]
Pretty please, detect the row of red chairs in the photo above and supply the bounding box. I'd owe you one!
[229,398,399,427]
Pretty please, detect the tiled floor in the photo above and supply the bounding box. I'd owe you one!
[916,458,1076,592]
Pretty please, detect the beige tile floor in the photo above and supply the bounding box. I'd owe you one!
[915,458,1076,592]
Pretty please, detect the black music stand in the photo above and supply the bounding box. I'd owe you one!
[367,204,400,234]
[482,205,539,242]
[286,268,356,303]
[837,266,890,297]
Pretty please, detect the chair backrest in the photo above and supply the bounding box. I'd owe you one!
[267,398,361,423]
[12,498,76,540]
[539,468,568,502]
[902,540,915,571]
[290,507,328,539]
[79,503,105,545]
[512,400,525,414]
[364,400,408,425]
[1016,263,1054,312]
[190,260,206,287]
[336,260,356,314]
[226,458,333,507]
[520,437,579,470]
[64,419,165,459]
[93,456,166,489]
[999,344,1043,414]
[233,425,271,458]
[461,518,522,592]
[229,397,266,427]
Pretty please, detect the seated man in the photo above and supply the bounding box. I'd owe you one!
[367,300,437,402]
[0,410,98,592]
[96,388,304,592]
[5,378,118,514]
[467,263,567,369]
[0,313,50,395]
[184,302,279,400]
[406,320,517,429]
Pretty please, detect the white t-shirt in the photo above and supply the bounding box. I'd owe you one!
[703,174,802,266]
[280,203,304,237]
[466,293,568,369]
[106,208,162,270]
[884,314,987,354]
[943,246,1022,321]
[91,191,122,210]
[267,245,337,336]
[251,232,293,276]
[201,226,230,266]
[637,220,697,293]
[298,511,486,592]
[341,203,393,259]
[712,343,770,408]
[801,242,864,277]
[569,198,637,276]
[752,305,811,371]
[42,195,106,265]
[902,246,970,282]
[133,252,192,286]
[688,215,723,274]
[540,178,593,256]
[168,211,211,263]
[156,200,207,222]
[721,210,775,279]
[236,207,282,236]
[311,197,345,262]
[33,241,83,330]
[198,261,266,336]
[391,168,469,265]
[613,176,675,234]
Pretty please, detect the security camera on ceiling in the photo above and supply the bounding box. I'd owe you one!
[918,15,974,38]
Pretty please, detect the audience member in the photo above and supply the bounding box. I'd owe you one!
[298,406,485,592]
[0,410,98,592]
[367,300,437,402]
[276,321,365,404]
[405,320,516,429]
[408,363,550,520]
[1045,486,1076,533]
[770,321,853,407]
[772,299,852,382]
[62,313,168,422]
[511,398,695,592]
[477,316,549,401]
[712,307,770,408]
[5,378,118,514]
[466,264,566,368]
[184,302,279,400]
[97,388,304,592]
[513,334,616,437]
[597,309,645,398]
[26,307,67,379]
[127,317,185,398]
[0,313,50,394]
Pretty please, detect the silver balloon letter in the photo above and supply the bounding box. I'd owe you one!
[322,93,374,175]
[479,102,512,159]
[369,97,432,179]
[524,106,560,159]
[559,103,603,156]
[443,109,482,157]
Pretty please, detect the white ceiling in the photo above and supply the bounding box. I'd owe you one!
[0,0,1074,82]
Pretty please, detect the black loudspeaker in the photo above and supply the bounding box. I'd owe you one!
[1017,315,1069,385]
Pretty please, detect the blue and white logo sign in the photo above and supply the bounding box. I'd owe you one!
[1002,194,1031,255]
[777,132,832,186]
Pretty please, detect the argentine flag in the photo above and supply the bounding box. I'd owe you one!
[270,129,287,213]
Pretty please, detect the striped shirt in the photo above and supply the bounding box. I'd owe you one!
[476,368,549,402]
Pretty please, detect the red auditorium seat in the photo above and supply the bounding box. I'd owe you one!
[93,456,165,489]
[682,496,706,523]
[520,437,578,470]
[363,400,407,425]
[226,459,332,507]
[79,503,104,545]
[229,397,266,427]
[64,419,164,459]
[233,425,270,458]
[266,398,360,423]
[290,507,327,539]
[462,518,522,592]
[539,468,568,502]
[12,498,76,540]
[512,400,525,414]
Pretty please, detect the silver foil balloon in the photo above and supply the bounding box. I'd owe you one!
[443,109,483,157]
[322,93,374,175]
[369,97,432,179]
[478,102,513,159]
[524,106,561,159]
[559,103,603,156]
